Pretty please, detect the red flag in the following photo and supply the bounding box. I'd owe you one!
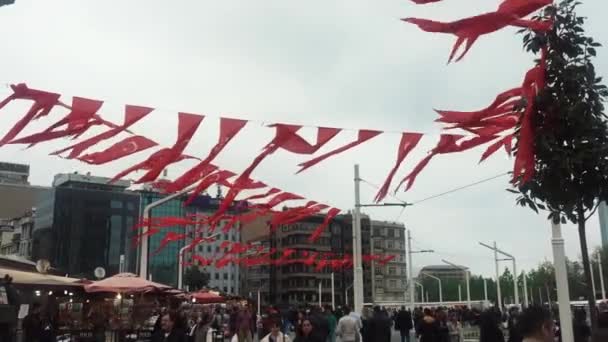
[218,177,266,190]
[111,149,197,183]
[78,135,158,165]
[8,97,105,147]
[152,232,186,255]
[211,125,301,221]
[136,112,204,183]
[192,255,213,266]
[480,135,513,162]
[375,133,423,202]
[258,192,305,210]
[297,130,382,173]
[397,134,464,191]
[270,124,341,154]
[241,188,281,201]
[51,105,153,158]
[0,84,61,146]
[403,0,552,63]
[411,0,442,3]
[169,118,247,193]
[184,170,237,205]
[309,208,341,242]
[435,88,522,125]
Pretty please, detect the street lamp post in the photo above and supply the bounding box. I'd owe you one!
[138,183,200,279]
[353,164,411,314]
[414,281,424,303]
[421,271,443,305]
[407,230,433,310]
[480,242,519,309]
[177,232,220,290]
[442,259,471,308]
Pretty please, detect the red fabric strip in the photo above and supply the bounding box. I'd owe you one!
[78,135,158,165]
[51,105,153,158]
[375,132,424,202]
[271,124,341,154]
[309,208,341,242]
[480,135,513,162]
[297,130,382,173]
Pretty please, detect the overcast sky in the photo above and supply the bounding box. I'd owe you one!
[0,0,606,277]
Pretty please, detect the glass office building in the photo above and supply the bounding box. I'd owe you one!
[32,174,139,279]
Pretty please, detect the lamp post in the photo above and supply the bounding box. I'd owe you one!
[353,164,411,313]
[407,230,434,310]
[442,259,471,308]
[414,281,424,303]
[420,271,443,305]
[480,242,519,309]
[138,183,200,279]
[177,232,220,290]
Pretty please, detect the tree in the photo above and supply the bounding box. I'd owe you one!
[183,266,210,291]
[514,0,608,335]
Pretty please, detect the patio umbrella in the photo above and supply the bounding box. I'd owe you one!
[84,272,171,293]
[190,290,225,304]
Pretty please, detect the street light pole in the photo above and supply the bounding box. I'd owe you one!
[480,242,519,309]
[551,221,574,342]
[421,272,443,305]
[523,270,529,308]
[599,252,606,300]
[352,165,364,314]
[442,259,471,308]
[139,183,200,279]
[407,230,434,310]
[414,281,424,303]
[177,232,220,290]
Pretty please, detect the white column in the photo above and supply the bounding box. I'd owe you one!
[494,241,502,311]
[352,164,364,314]
[484,278,488,301]
[331,273,336,310]
[599,252,606,300]
[512,259,519,308]
[257,291,261,316]
[590,254,597,300]
[407,230,415,310]
[458,284,462,302]
[465,271,471,308]
[551,221,574,342]
[319,281,322,308]
[523,271,529,308]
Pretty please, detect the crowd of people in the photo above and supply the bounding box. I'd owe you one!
[20,299,608,342]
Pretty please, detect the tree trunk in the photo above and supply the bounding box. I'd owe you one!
[577,207,599,339]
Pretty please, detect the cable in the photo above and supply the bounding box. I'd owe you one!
[412,172,509,205]
[359,177,410,205]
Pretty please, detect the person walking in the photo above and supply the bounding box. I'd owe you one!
[324,306,337,342]
[395,306,413,342]
[367,306,391,342]
[435,309,450,342]
[446,314,461,342]
[235,305,254,342]
[261,320,292,342]
[517,307,555,342]
[294,318,325,342]
[417,308,439,342]
[336,306,361,342]
[152,312,188,342]
[479,310,504,342]
[507,307,523,342]
[23,302,42,342]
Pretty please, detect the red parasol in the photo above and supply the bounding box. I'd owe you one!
[190,290,225,304]
[84,272,171,293]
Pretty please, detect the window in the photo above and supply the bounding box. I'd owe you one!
[387,241,394,249]
[224,273,228,280]
[223,287,228,293]
[373,228,380,236]
[207,246,212,253]
[389,267,396,275]
[230,287,234,293]
[215,273,219,280]
[198,245,203,252]
[388,229,394,238]
[389,280,397,288]
[216,246,220,252]
[111,200,123,209]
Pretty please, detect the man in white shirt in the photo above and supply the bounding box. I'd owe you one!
[336,307,361,342]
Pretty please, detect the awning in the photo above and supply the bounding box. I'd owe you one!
[0,267,85,287]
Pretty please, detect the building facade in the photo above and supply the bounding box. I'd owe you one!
[419,265,467,281]
[368,220,408,303]
[0,162,29,185]
[32,173,140,279]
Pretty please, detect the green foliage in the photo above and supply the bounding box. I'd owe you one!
[183,266,210,291]
[515,0,608,224]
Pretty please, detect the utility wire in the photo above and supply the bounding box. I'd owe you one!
[412,172,509,205]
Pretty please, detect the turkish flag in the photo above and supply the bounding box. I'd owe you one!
[78,135,158,165]
[8,97,105,147]
[166,117,246,193]
[136,112,204,183]
[309,208,341,242]
[480,135,513,162]
[297,130,382,173]
[51,104,153,158]
[241,188,281,201]
[375,133,423,202]
[270,124,341,154]
[184,170,237,205]
[0,84,61,146]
